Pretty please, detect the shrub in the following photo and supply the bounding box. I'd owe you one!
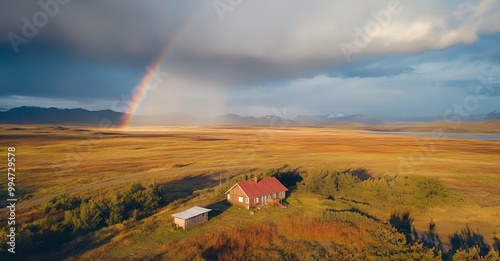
[64,201,103,233]
[452,247,500,261]
[298,170,454,212]
[116,182,163,219]
[41,194,81,214]
[450,225,491,258]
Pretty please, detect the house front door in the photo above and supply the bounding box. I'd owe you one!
[262,195,266,205]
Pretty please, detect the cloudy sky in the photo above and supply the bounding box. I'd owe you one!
[1,0,499,117]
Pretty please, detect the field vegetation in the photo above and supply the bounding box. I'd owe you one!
[0,124,499,260]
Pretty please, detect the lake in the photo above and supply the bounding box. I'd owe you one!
[366,131,500,141]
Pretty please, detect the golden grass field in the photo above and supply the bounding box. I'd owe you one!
[0,121,499,259]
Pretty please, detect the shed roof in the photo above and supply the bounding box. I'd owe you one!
[226,177,288,198]
[171,206,212,220]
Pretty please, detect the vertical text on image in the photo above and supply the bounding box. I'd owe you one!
[6,147,17,254]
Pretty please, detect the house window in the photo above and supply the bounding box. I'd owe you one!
[227,194,230,200]
[254,197,258,203]
[238,196,243,202]
[245,198,249,204]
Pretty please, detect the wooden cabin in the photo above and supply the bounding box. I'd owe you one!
[171,206,211,230]
[225,177,288,209]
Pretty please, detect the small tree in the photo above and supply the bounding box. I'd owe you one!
[65,201,102,233]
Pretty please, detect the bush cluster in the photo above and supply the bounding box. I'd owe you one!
[298,170,454,209]
[0,182,162,259]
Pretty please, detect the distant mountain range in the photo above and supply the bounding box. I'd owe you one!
[0,107,124,125]
[294,114,384,125]
[0,106,499,126]
[486,110,500,120]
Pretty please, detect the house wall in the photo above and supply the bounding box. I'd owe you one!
[277,191,286,199]
[175,213,209,230]
[249,195,260,208]
[184,213,209,230]
[251,195,265,207]
[226,185,249,208]
[173,217,186,229]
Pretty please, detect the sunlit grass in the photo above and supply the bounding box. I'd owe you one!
[1,123,499,259]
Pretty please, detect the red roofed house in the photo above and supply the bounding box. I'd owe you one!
[225,177,288,209]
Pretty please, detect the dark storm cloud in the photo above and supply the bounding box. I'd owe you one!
[165,50,335,88]
[0,0,196,100]
[0,43,146,100]
[0,0,196,60]
[0,0,499,115]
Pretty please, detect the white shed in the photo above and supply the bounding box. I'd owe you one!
[171,206,212,230]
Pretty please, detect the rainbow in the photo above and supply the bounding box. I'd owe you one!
[120,43,174,127]
[120,15,196,128]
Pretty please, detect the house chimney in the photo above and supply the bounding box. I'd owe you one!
[254,176,258,182]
